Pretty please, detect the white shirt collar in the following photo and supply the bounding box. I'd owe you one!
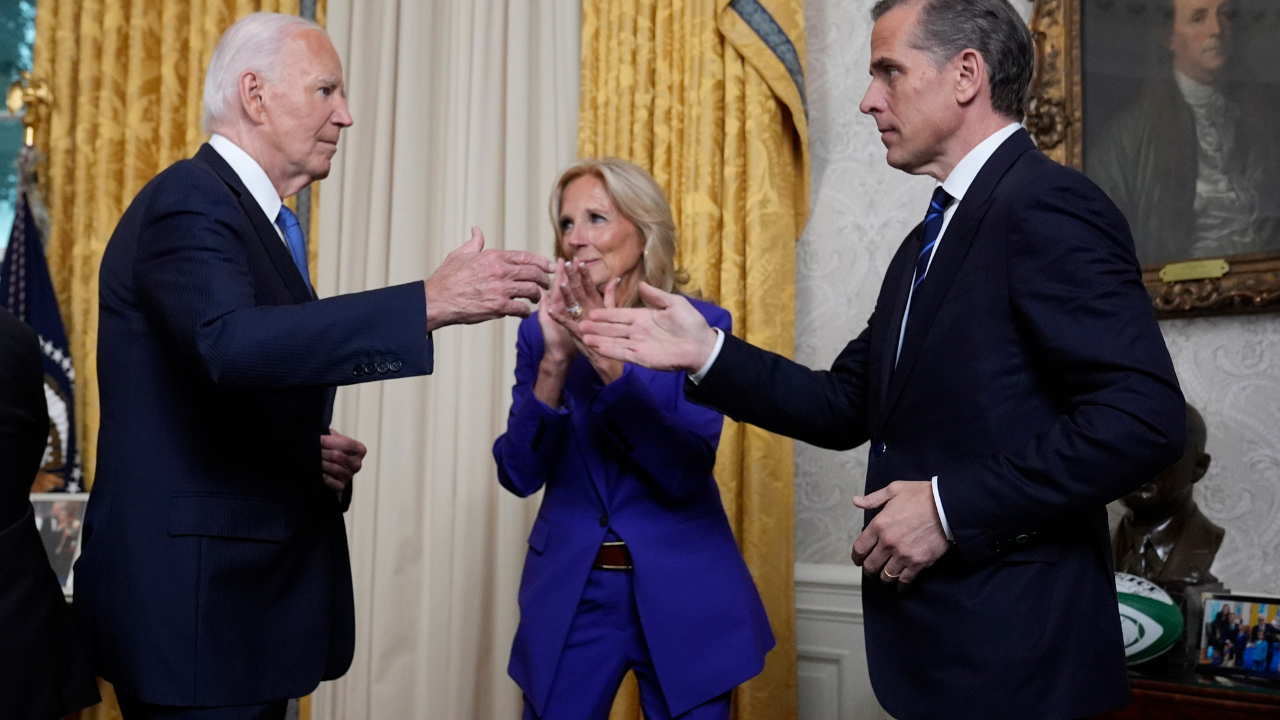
[208,133,283,227]
[1174,70,1221,108]
[939,122,1023,202]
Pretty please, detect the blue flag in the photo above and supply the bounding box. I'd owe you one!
[0,186,82,493]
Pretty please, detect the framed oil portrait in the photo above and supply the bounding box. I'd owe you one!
[30,492,88,598]
[1027,0,1280,318]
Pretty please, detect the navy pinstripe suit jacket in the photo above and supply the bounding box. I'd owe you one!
[78,144,432,706]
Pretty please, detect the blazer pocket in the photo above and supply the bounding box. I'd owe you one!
[167,494,296,543]
[527,517,551,554]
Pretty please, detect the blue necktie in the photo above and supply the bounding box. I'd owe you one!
[275,205,312,291]
[896,186,954,365]
[913,186,954,291]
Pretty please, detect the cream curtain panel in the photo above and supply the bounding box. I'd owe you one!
[312,1,579,718]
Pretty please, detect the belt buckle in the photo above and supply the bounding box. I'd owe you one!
[596,540,633,570]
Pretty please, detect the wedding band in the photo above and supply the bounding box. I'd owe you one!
[567,303,583,319]
[883,569,900,579]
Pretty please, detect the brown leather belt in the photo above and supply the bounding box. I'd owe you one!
[592,541,633,570]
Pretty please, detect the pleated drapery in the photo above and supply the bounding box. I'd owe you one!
[579,1,809,718]
[312,1,581,718]
[31,2,324,718]
[32,0,323,494]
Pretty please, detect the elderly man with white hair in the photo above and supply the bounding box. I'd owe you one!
[78,12,553,720]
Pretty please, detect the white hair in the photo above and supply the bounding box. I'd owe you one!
[201,12,325,134]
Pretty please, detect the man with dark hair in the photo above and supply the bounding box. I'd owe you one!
[1090,0,1280,265]
[581,1,1186,718]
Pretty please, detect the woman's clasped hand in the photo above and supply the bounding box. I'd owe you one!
[541,259,623,384]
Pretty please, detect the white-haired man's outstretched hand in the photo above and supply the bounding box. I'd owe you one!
[580,282,719,374]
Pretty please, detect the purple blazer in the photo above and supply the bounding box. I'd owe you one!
[493,298,774,716]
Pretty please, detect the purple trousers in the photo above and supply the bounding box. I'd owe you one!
[523,568,732,720]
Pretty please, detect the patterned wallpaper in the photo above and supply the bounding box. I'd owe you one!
[795,0,1279,595]
[1163,318,1280,594]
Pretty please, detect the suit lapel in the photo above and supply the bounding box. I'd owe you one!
[872,226,922,419]
[880,130,1036,421]
[565,360,612,507]
[194,144,313,304]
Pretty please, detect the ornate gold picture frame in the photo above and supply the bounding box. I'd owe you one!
[1027,0,1280,319]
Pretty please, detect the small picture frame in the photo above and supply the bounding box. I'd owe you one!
[1200,592,1280,684]
[30,492,89,598]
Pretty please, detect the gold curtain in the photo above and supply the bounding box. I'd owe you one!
[580,1,809,718]
[31,2,324,717]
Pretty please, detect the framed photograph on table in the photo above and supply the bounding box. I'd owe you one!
[30,492,89,598]
[1027,0,1280,318]
[1200,593,1280,684]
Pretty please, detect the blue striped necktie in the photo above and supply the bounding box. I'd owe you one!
[275,205,312,291]
[913,186,954,291]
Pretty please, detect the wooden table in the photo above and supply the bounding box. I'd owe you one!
[1094,676,1280,720]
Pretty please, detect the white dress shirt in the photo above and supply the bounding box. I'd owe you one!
[692,122,1024,542]
[896,122,1022,364]
[208,133,287,245]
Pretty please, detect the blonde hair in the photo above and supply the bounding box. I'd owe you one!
[549,158,688,306]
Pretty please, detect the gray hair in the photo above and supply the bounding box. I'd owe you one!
[871,0,1034,121]
[549,158,688,305]
[201,12,324,133]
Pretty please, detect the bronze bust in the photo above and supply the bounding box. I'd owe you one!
[1113,403,1225,586]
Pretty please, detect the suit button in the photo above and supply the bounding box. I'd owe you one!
[873,442,887,457]
[390,360,403,372]
[353,365,365,377]
[599,514,609,527]
[365,363,377,375]
[1016,534,1029,544]
[377,361,390,374]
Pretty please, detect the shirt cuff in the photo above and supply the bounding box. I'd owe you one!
[687,328,725,385]
[932,476,955,542]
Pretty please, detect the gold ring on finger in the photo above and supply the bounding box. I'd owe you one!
[883,569,900,579]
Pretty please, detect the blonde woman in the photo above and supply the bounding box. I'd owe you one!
[493,159,773,720]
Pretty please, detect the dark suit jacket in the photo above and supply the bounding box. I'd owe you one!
[493,303,774,717]
[0,307,100,718]
[688,130,1186,720]
[79,144,433,706]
